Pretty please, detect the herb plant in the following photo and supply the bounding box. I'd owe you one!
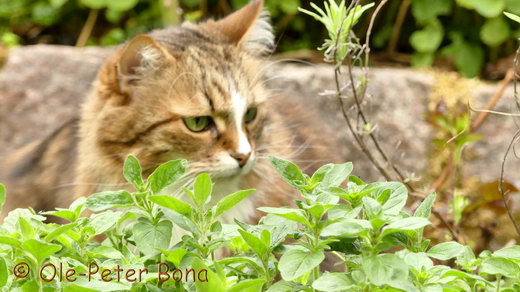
[0,155,519,291]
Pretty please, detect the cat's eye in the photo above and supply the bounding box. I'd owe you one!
[244,107,257,123]
[183,116,212,132]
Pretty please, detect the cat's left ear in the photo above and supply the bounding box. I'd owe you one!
[207,0,274,56]
[116,34,171,96]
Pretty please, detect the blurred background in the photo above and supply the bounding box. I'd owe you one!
[0,0,519,79]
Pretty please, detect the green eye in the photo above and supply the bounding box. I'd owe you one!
[244,107,257,123]
[183,116,211,132]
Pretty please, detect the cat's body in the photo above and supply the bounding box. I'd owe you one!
[0,0,343,224]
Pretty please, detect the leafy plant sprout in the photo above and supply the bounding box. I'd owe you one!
[300,0,462,241]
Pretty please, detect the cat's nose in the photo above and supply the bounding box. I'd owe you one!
[231,152,250,168]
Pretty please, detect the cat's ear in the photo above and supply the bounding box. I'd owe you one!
[116,34,169,95]
[209,0,274,56]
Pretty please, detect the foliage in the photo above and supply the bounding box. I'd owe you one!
[405,0,520,77]
[0,156,519,291]
[1,0,519,77]
[299,1,374,65]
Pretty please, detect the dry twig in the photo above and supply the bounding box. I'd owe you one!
[498,130,520,237]
[76,9,99,47]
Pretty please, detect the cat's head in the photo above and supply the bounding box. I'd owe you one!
[83,0,275,181]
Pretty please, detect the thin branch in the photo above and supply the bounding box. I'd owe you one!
[428,160,454,193]
[331,1,460,242]
[498,129,520,237]
[387,0,410,57]
[76,9,99,47]
[471,69,514,131]
[348,0,414,192]
[468,107,520,117]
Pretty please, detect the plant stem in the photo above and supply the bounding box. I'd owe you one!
[76,9,98,47]
[471,69,514,131]
[498,130,520,237]
[387,0,410,57]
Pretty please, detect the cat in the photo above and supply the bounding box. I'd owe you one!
[0,0,343,224]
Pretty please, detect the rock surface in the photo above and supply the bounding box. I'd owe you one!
[0,45,518,187]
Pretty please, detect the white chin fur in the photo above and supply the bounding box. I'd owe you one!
[212,152,255,178]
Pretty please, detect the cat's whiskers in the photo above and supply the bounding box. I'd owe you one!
[249,58,317,89]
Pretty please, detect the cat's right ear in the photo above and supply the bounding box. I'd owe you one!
[116,34,170,96]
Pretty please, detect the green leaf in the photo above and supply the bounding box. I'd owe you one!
[0,236,22,247]
[505,11,520,23]
[89,210,121,234]
[79,0,106,9]
[379,183,408,215]
[133,220,172,256]
[480,257,520,278]
[86,190,133,211]
[123,155,144,190]
[257,207,310,226]
[32,2,59,26]
[410,19,444,53]
[362,196,381,219]
[50,0,68,8]
[507,0,520,14]
[362,254,409,288]
[191,173,213,207]
[404,252,433,270]
[269,156,306,189]
[87,245,123,259]
[312,162,353,189]
[238,229,268,256]
[455,246,477,268]
[42,209,77,222]
[414,192,436,218]
[214,189,255,217]
[266,281,300,292]
[167,248,187,266]
[21,239,62,264]
[442,35,484,77]
[149,195,192,216]
[310,164,333,187]
[191,257,226,292]
[0,184,5,214]
[411,52,435,68]
[106,0,138,11]
[493,245,520,260]
[228,278,266,292]
[2,209,45,233]
[321,219,371,237]
[411,0,452,24]
[312,272,354,291]
[427,241,466,260]
[18,217,35,239]
[381,217,431,237]
[44,223,77,242]
[455,42,484,78]
[474,0,506,18]
[0,257,7,287]
[278,249,325,281]
[480,16,511,46]
[163,209,199,236]
[64,280,129,291]
[148,159,187,194]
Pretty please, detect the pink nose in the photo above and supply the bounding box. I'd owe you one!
[230,152,250,168]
